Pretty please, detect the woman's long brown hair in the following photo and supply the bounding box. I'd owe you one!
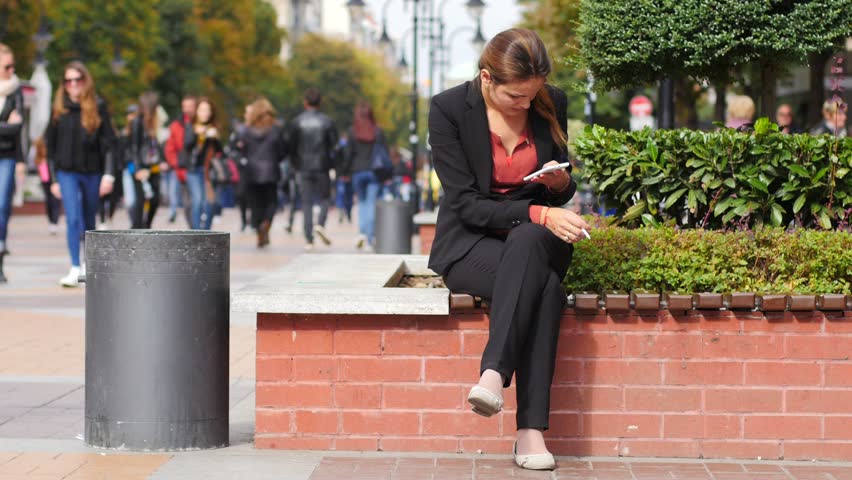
[477,28,567,148]
[52,61,101,134]
[138,91,160,137]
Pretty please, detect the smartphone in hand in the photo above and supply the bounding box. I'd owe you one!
[523,162,572,182]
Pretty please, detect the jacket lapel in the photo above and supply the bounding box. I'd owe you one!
[464,82,493,194]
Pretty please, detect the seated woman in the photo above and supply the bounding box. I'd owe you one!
[427,28,590,471]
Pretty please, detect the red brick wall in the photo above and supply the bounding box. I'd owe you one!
[255,309,852,460]
[418,225,435,255]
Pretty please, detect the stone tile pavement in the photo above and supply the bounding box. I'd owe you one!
[3,206,852,479]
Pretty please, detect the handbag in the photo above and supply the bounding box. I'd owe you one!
[208,153,231,185]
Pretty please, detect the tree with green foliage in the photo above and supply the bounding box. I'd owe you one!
[577,0,852,118]
[44,0,161,114]
[520,0,628,129]
[151,0,207,117]
[0,0,40,78]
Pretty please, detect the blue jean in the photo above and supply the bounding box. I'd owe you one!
[122,169,136,225]
[165,169,182,216]
[185,169,212,230]
[56,170,101,267]
[352,170,380,244]
[0,158,16,244]
[336,177,353,220]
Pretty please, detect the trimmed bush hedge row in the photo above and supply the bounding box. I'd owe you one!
[564,225,852,294]
[574,121,852,230]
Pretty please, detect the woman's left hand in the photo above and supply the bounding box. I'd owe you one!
[99,176,114,197]
[529,160,571,191]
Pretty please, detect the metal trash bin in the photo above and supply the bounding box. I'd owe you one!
[84,230,230,451]
[374,199,412,254]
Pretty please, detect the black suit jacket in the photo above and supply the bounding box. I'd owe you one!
[427,80,577,275]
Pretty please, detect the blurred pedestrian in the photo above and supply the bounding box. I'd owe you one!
[239,97,288,247]
[341,101,386,250]
[128,92,166,229]
[33,138,60,236]
[117,104,138,227]
[287,88,338,250]
[164,95,196,227]
[334,132,353,225]
[225,104,253,232]
[775,103,803,134]
[0,43,24,283]
[184,97,221,230]
[725,95,755,131]
[810,99,848,138]
[47,61,116,287]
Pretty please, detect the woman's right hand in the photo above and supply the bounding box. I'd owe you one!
[50,182,61,200]
[544,207,591,244]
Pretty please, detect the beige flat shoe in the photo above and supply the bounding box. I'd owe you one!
[467,385,503,417]
[513,441,556,470]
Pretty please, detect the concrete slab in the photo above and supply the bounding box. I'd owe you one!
[232,254,450,316]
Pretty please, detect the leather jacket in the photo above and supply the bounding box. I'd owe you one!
[288,109,338,173]
[0,86,24,162]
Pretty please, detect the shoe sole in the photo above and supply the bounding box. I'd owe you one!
[467,386,503,417]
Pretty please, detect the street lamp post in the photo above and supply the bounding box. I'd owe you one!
[348,0,486,213]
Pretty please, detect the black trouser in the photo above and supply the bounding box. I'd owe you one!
[248,183,278,229]
[41,182,61,225]
[130,174,161,229]
[443,223,572,431]
[298,171,330,243]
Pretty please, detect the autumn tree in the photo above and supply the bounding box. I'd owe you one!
[44,0,161,113]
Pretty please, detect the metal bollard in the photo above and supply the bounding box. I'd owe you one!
[374,199,413,254]
[84,230,230,451]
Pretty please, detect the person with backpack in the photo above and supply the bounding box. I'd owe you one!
[341,101,389,251]
[128,92,166,229]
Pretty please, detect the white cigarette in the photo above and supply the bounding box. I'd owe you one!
[581,228,592,240]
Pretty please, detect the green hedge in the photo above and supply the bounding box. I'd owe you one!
[564,225,852,294]
[573,120,852,229]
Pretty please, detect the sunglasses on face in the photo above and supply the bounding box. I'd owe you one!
[64,76,83,85]
[2,64,13,72]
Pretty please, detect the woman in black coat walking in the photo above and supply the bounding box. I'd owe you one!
[128,91,166,229]
[239,97,288,247]
[46,61,115,287]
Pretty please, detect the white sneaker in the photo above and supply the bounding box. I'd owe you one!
[59,267,81,288]
[304,243,314,252]
[97,222,109,231]
[48,224,59,236]
[313,226,331,246]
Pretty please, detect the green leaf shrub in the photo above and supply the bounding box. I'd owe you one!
[574,124,852,229]
[564,225,852,294]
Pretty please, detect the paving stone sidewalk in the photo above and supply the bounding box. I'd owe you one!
[3,207,852,479]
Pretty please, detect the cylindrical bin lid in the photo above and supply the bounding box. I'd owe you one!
[84,230,230,451]
[374,199,412,254]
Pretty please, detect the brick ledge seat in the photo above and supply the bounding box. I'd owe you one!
[233,254,852,462]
